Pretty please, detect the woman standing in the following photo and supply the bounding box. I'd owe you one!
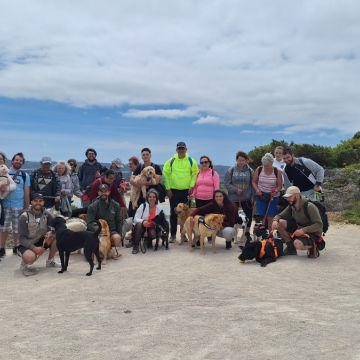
[67,159,83,198]
[54,161,73,216]
[252,153,283,230]
[191,190,237,249]
[191,155,220,208]
[224,151,254,243]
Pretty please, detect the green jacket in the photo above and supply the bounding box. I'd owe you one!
[163,154,199,190]
[87,198,121,234]
[273,196,323,236]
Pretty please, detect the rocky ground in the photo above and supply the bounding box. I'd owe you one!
[0,222,359,360]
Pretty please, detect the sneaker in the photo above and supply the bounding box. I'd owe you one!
[284,242,297,256]
[46,259,61,268]
[226,241,232,250]
[169,235,176,243]
[20,261,37,276]
[12,246,18,255]
[0,248,5,257]
[307,243,319,258]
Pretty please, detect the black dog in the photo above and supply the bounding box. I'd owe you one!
[238,238,283,267]
[152,210,169,251]
[49,216,102,276]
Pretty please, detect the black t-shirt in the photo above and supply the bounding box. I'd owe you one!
[133,163,162,177]
[285,165,314,191]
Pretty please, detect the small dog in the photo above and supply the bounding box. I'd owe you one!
[175,203,192,244]
[183,214,225,254]
[253,222,268,241]
[130,166,157,209]
[238,237,283,267]
[48,216,102,276]
[152,210,170,251]
[0,164,14,199]
[234,210,248,244]
[98,219,121,263]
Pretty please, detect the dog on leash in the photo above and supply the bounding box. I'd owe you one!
[98,219,122,263]
[234,210,248,244]
[130,166,157,208]
[183,214,225,254]
[151,210,170,251]
[175,202,192,244]
[238,236,283,267]
[48,216,102,276]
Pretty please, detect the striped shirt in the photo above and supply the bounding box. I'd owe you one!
[258,169,279,196]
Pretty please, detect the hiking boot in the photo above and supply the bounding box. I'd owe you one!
[284,241,297,256]
[46,259,61,268]
[307,243,319,258]
[169,235,176,243]
[0,248,5,257]
[226,241,232,250]
[20,261,37,277]
[12,246,18,255]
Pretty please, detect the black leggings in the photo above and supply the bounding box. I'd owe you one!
[132,223,158,250]
[236,200,253,229]
[169,189,189,237]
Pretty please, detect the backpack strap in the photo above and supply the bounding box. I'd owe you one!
[170,157,193,171]
[257,166,278,177]
[303,200,310,221]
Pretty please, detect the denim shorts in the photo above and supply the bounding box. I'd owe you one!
[255,196,279,217]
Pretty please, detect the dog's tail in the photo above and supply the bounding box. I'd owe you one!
[87,220,102,237]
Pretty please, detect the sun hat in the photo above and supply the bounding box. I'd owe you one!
[283,186,301,198]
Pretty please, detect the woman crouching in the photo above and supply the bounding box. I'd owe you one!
[132,189,167,254]
[191,190,237,250]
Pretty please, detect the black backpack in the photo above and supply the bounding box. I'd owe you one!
[304,200,329,234]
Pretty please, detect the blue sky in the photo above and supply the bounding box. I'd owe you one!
[1,1,359,165]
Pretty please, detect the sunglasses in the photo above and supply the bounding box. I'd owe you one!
[200,161,209,164]
[177,147,186,150]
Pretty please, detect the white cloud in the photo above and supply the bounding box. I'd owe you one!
[0,0,359,133]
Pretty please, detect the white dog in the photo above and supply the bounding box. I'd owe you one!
[130,166,157,208]
[234,210,249,245]
[0,165,16,200]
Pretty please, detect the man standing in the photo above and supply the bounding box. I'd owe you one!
[272,186,323,257]
[283,148,324,201]
[0,152,31,256]
[30,156,60,208]
[78,148,104,206]
[87,184,122,248]
[163,141,198,242]
[17,193,58,276]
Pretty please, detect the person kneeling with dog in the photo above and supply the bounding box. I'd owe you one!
[131,189,168,254]
[271,186,323,257]
[17,193,58,276]
[191,190,238,249]
[87,184,122,249]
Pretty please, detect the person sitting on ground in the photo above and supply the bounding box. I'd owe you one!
[54,161,73,216]
[252,153,283,230]
[131,189,168,254]
[67,159,83,198]
[271,186,323,257]
[89,169,127,218]
[283,147,324,201]
[17,193,58,276]
[191,190,238,250]
[191,155,220,208]
[30,156,60,209]
[87,184,122,248]
[224,151,254,244]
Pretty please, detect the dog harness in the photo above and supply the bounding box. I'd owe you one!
[259,238,278,259]
[198,216,217,231]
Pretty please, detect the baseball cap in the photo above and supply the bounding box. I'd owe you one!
[112,158,124,168]
[176,141,186,149]
[99,183,109,192]
[283,186,301,198]
[40,156,52,164]
[31,193,44,200]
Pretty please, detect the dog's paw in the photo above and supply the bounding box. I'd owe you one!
[96,266,101,270]
[58,270,64,274]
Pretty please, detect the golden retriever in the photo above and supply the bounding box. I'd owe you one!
[175,202,192,244]
[183,214,225,254]
[0,164,14,199]
[98,219,122,264]
[130,166,157,208]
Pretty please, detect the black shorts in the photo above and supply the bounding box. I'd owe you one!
[286,218,316,246]
[17,236,45,256]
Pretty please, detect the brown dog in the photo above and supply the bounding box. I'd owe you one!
[130,166,157,208]
[175,203,193,244]
[183,214,225,254]
[98,219,121,264]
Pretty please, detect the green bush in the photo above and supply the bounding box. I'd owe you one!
[341,201,360,225]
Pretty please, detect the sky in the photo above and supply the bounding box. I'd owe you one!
[0,0,359,166]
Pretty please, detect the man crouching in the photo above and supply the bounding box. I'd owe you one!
[17,193,58,276]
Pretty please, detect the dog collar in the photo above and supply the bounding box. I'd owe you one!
[198,216,217,231]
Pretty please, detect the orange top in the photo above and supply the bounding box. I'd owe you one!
[144,206,156,228]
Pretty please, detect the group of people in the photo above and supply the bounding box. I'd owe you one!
[0,141,326,276]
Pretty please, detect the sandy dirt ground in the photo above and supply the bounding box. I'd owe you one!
[1,222,359,360]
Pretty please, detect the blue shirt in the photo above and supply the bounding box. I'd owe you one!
[3,168,30,209]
